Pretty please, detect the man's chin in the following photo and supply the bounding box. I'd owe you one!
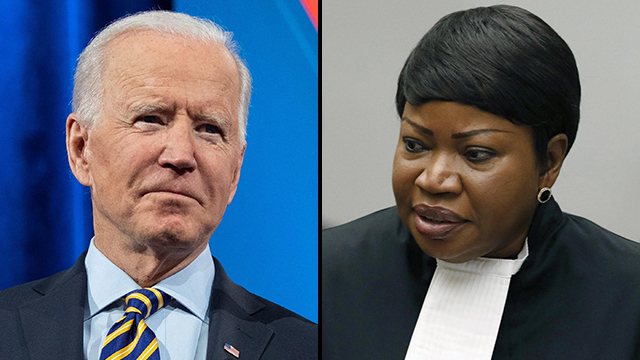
[133,227,209,254]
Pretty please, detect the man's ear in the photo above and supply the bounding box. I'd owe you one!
[66,113,92,187]
[226,144,246,206]
[539,133,569,189]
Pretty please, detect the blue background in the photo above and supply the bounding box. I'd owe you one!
[0,0,317,322]
[174,0,318,322]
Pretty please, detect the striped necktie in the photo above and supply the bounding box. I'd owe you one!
[99,288,171,360]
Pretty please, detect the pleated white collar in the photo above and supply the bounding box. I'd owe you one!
[405,239,529,360]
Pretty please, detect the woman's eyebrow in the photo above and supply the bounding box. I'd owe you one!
[402,117,433,136]
[451,129,511,139]
[402,117,511,138]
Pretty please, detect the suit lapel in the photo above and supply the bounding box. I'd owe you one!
[16,254,275,359]
[19,254,87,360]
[206,258,274,360]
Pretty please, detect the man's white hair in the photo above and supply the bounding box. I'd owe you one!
[72,10,251,142]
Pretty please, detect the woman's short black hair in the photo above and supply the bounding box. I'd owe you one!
[396,5,581,171]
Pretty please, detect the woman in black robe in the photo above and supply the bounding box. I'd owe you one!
[322,5,640,359]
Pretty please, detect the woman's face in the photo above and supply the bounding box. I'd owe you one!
[392,101,543,263]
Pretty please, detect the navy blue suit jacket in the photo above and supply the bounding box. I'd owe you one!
[0,254,317,359]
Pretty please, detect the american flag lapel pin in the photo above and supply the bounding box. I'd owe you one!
[224,343,240,358]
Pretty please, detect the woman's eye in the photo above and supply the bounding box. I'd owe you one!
[464,148,495,163]
[403,137,427,153]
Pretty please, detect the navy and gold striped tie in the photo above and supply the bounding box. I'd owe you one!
[99,288,170,360]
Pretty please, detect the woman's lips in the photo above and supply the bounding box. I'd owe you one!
[413,204,468,239]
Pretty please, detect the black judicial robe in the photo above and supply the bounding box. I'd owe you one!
[322,198,640,359]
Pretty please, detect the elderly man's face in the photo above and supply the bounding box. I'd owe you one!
[78,31,244,253]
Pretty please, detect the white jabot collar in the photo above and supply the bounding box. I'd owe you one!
[405,239,529,360]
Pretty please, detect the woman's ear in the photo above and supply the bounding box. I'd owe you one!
[540,133,569,188]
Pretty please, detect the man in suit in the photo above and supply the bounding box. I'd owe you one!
[0,11,316,360]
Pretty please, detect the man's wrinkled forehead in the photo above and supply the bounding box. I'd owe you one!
[102,29,239,87]
[99,30,241,121]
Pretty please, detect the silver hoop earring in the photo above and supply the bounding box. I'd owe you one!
[537,187,552,204]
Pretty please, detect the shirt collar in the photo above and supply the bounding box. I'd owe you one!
[85,238,215,324]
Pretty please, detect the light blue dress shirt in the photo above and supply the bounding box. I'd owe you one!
[83,239,214,360]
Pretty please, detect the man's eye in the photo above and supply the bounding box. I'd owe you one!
[139,115,162,124]
[199,124,222,134]
[464,148,495,163]
[402,137,426,153]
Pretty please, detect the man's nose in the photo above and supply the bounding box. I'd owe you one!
[157,119,197,173]
[414,151,462,195]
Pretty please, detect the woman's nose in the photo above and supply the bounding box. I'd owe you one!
[414,152,462,195]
